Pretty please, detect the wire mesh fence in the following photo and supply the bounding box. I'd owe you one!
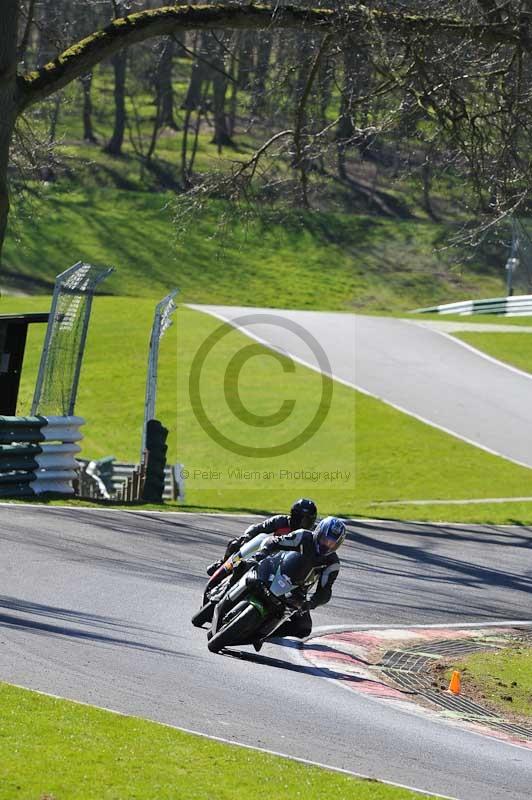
[32,262,113,416]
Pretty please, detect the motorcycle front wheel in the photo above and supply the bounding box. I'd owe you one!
[207,604,263,653]
[191,600,215,628]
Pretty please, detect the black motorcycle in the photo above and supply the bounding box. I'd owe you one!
[206,549,314,654]
[191,533,270,629]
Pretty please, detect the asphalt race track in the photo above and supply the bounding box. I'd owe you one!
[2,505,532,799]
[190,305,532,468]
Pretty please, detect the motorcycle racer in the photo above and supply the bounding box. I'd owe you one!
[252,516,346,644]
[205,497,318,577]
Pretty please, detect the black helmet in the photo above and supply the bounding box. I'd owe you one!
[290,498,317,530]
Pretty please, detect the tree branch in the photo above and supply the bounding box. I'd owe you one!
[293,33,331,207]
[16,4,333,111]
[16,3,521,113]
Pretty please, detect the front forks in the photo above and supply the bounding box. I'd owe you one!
[210,572,250,635]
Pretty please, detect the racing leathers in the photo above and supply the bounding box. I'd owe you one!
[205,514,298,580]
[256,528,341,639]
[225,514,293,560]
[204,515,295,596]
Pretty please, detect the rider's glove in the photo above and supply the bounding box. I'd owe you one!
[226,536,247,556]
[249,550,267,565]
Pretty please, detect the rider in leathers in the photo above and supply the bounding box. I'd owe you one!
[206,497,318,577]
[251,517,346,644]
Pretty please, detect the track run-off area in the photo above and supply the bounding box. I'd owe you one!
[2,505,532,799]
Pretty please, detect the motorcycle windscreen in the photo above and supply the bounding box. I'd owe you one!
[257,551,312,596]
[268,566,297,597]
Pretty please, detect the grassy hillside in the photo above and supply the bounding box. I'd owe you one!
[3,185,507,311]
[5,51,518,313]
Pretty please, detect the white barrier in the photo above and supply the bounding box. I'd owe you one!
[33,417,85,495]
[41,416,85,441]
[414,294,532,316]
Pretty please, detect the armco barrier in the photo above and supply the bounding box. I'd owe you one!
[0,415,84,497]
[33,417,83,494]
[414,294,532,316]
[0,417,46,498]
[0,416,45,445]
[113,462,184,501]
[77,460,185,501]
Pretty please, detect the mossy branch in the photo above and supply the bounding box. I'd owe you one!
[16,4,334,111]
[16,2,521,112]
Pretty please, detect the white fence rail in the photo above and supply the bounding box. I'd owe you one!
[414,294,532,316]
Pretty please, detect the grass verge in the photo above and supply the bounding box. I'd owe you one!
[0,681,435,800]
[443,642,532,722]
[454,331,532,374]
[355,501,532,525]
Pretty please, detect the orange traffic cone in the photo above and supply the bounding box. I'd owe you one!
[448,671,461,695]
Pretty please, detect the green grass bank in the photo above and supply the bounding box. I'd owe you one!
[445,643,532,722]
[455,330,532,375]
[4,186,508,311]
[0,681,435,800]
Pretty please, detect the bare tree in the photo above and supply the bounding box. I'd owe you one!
[156,38,178,129]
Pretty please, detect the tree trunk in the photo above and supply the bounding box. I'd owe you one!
[236,31,254,90]
[251,34,272,115]
[0,1,19,266]
[422,159,439,221]
[41,92,62,181]
[182,33,210,111]
[180,108,192,188]
[210,35,235,149]
[228,43,238,137]
[36,0,56,65]
[157,38,178,130]
[105,48,127,155]
[80,73,97,142]
[336,45,357,181]
[211,70,233,149]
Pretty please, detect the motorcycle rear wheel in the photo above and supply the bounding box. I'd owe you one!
[207,604,262,653]
[191,600,215,628]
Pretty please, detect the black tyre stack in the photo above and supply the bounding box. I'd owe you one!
[142,419,168,503]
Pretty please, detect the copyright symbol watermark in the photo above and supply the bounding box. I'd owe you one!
[188,314,333,458]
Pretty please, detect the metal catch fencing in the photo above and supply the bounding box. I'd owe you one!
[0,415,84,497]
[32,262,113,417]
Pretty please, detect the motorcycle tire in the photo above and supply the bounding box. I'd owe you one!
[207,604,262,653]
[191,600,216,628]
